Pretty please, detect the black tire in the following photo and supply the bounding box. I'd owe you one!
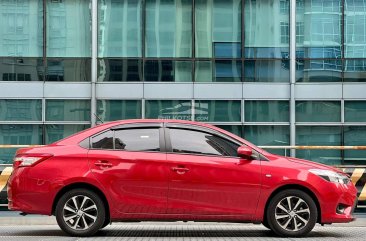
[262,219,271,230]
[55,188,106,237]
[266,189,317,237]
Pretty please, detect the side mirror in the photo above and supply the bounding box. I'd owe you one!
[237,145,253,159]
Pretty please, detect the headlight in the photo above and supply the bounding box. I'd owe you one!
[309,169,349,184]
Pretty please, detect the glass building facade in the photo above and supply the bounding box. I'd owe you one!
[1,0,366,166]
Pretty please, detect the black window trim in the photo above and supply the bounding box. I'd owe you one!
[164,123,267,161]
[88,123,166,153]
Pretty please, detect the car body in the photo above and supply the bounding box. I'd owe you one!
[7,119,357,237]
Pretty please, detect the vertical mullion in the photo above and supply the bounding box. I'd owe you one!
[241,0,245,83]
[290,0,296,157]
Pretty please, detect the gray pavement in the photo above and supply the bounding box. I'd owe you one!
[0,212,365,240]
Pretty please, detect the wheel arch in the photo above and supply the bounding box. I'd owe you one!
[52,182,110,224]
[263,184,321,224]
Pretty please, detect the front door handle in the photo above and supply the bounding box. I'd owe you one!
[171,167,190,174]
[95,160,113,168]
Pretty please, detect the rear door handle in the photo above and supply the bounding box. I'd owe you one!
[95,160,113,168]
[171,167,190,174]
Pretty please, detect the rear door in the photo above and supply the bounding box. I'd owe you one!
[165,125,262,218]
[88,123,169,214]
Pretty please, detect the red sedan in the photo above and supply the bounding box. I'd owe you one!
[7,119,357,237]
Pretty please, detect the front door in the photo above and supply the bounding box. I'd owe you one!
[166,126,262,219]
[88,125,169,214]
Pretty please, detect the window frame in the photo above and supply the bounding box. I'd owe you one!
[87,122,166,153]
[164,123,243,159]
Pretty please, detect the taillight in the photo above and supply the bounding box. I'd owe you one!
[13,154,53,168]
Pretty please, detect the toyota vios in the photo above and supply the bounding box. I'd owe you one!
[8,120,357,237]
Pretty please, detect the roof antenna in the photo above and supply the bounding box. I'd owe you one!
[94,113,104,124]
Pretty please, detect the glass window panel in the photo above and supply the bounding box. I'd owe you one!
[145,0,192,57]
[0,0,43,57]
[45,59,91,82]
[296,0,342,58]
[114,128,160,152]
[46,0,91,57]
[0,58,43,81]
[296,101,341,122]
[98,0,142,57]
[245,101,289,122]
[97,100,142,122]
[244,0,289,58]
[145,100,192,120]
[215,125,242,137]
[296,59,342,82]
[45,124,90,144]
[344,126,366,165]
[345,101,366,122]
[92,130,113,149]
[244,125,290,155]
[170,128,240,156]
[195,61,212,82]
[144,60,192,82]
[46,100,91,121]
[296,126,342,165]
[344,60,366,82]
[195,0,241,58]
[0,99,41,121]
[0,148,17,165]
[97,59,142,82]
[244,60,290,82]
[345,0,366,58]
[0,124,42,145]
[215,60,241,82]
[194,100,241,122]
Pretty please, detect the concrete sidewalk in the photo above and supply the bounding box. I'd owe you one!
[0,211,366,227]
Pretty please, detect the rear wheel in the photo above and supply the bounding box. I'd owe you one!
[55,188,105,237]
[266,189,317,237]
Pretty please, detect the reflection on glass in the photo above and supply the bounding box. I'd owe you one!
[97,59,142,82]
[144,61,192,82]
[46,0,91,57]
[345,101,366,122]
[0,148,17,164]
[345,0,366,58]
[344,60,366,82]
[194,100,241,122]
[245,101,289,122]
[244,60,289,82]
[296,101,341,122]
[0,124,42,145]
[98,0,142,57]
[45,124,90,144]
[195,61,212,82]
[215,125,242,137]
[46,100,91,121]
[195,0,241,58]
[0,58,43,81]
[97,100,142,121]
[145,100,192,120]
[344,126,366,165]
[296,0,342,58]
[244,125,290,155]
[296,126,341,165]
[145,0,192,57]
[0,99,41,121]
[245,0,289,58]
[45,59,91,82]
[215,60,241,82]
[296,59,342,82]
[0,0,43,57]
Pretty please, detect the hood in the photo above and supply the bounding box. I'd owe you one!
[286,157,343,173]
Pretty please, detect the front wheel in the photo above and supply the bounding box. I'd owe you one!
[55,188,106,236]
[266,189,318,237]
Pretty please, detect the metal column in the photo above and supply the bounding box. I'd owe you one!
[91,0,98,126]
[290,0,296,157]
